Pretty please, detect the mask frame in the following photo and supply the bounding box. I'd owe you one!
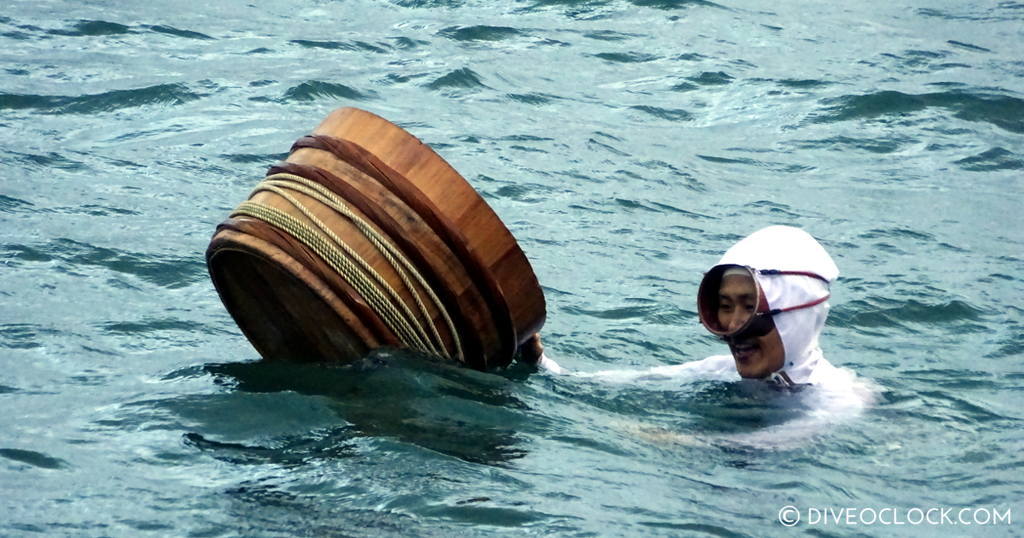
[698,264,830,342]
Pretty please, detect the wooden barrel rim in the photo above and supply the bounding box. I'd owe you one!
[268,160,486,365]
[291,134,517,366]
[309,107,543,358]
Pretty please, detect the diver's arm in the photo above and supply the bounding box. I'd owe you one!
[517,333,568,374]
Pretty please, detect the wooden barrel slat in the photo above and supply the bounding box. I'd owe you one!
[216,217,395,348]
[208,229,380,361]
[293,133,518,363]
[269,159,491,367]
[287,137,514,366]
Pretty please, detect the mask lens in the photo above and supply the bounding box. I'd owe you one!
[698,265,764,337]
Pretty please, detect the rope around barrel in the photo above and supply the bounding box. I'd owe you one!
[229,172,463,361]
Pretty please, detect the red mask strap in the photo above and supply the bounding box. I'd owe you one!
[767,293,831,316]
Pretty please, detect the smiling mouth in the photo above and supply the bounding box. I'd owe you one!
[729,340,759,361]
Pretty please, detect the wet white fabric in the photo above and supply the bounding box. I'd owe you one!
[716,225,839,385]
[548,353,877,450]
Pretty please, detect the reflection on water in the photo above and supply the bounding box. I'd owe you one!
[198,352,534,466]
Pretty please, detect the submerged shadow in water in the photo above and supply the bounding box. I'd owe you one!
[197,350,537,467]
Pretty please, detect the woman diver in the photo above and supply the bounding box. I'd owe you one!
[528,225,875,447]
[532,225,846,388]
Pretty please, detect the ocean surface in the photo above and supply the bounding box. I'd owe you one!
[2,0,1022,536]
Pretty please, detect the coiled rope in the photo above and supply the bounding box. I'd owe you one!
[230,172,462,360]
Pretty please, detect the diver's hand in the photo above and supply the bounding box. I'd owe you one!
[517,333,566,374]
[518,333,544,363]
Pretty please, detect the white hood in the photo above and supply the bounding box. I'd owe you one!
[715,226,839,385]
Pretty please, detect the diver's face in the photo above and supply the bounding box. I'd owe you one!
[717,274,785,379]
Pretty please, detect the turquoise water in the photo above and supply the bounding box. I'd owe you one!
[2,0,1022,535]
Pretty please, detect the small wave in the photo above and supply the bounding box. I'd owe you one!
[281,81,375,102]
[183,429,358,466]
[636,160,706,192]
[493,182,555,203]
[697,154,812,174]
[744,200,802,218]
[917,7,1014,22]
[391,36,428,50]
[587,136,630,157]
[388,0,465,7]
[947,40,991,53]
[0,194,34,213]
[984,335,1024,359]
[777,78,831,89]
[438,25,524,41]
[687,71,733,86]
[0,83,200,114]
[48,19,132,37]
[8,151,87,170]
[582,30,642,41]
[670,81,699,92]
[954,147,1024,171]
[220,153,288,164]
[564,301,687,324]
[54,204,140,217]
[830,298,986,332]
[859,227,935,242]
[506,92,556,105]
[3,239,205,289]
[629,105,693,122]
[812,90,1024,134]
[0,323,59,350]
[0,448,69,470]
[289,39,389,53]
[794,135,908,154]
[630,0,720,8]
[425,68,487,91]
[147,25,213,40]
[815,90,928,121]
[100,318,225,336]
[594,51,659,63]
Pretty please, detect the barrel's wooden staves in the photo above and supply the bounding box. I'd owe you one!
[206,107,545,370]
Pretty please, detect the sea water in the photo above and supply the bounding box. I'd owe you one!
[1,0,1022,535]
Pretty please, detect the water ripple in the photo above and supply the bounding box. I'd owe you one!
[831,298,986,333]
[0,194,34,213]
[594,51,660,63]
[629,105,693,122]
[687,71,734,86]
[954,147,1024,171]
[0,323,59,349]
[425,68,487,91]
[0,83,201,114]
[793,135,912,154]
[2,239,205,289]
[100,318,230,336]
[280,80,376,102]
[289,39,390,53]
[0,448,69,470]
[947,40,992,53]
[438,25,524,41]
[147,25,213,40]
[48,19,132,37]
[813,90,1024,134]
[183,429,358,466]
